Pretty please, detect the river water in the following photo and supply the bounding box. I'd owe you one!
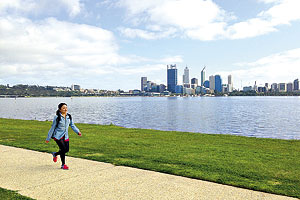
[1,96,300,140]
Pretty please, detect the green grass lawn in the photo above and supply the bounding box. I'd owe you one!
[0,118,300,198]
[0,187,34,200]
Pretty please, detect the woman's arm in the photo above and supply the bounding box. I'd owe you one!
[69,117,81,135]
[45,116,58,142]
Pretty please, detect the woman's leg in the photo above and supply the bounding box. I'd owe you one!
[55,139,69,165]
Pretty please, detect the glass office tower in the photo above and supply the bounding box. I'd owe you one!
[215,75,222,93]
[141,77,147,91]
[167,64,177,93]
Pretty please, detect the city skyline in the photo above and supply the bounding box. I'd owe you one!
[142,65,300,94]
[1,0,300,90]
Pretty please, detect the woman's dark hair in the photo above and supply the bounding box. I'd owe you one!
[56,103,67,116]
[55,103,70,127]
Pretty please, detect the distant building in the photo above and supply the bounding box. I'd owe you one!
[287,83,293,92]
[191,78,198,89]
[271,83,278,92]
[243,86,252,92]
[141,77,147,91]
[203,80,210,88]
[215,75,222,93]
[167,64,177,93]
[265,83,269,89]
[175,85,183,94]
[183,66,189,85]
[209,75,215,91]
[71,84,80,91]
[222,84,228,93]
[253,81,258,92]
[208,75,222,93]
[195,86,201,94]
[258,87,267,93]
[278,83,286,92]
[132,90,141,95]
[146,81,152,92]
[228,75,233,92]
[150,83,158,92]
[159,84,166,93]
[183,87,195,95]
[201,66,206,86]
[183,83,190,88]
[191,78,198,85]
[294,79,299,91]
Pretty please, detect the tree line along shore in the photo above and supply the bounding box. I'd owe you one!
[2,84,300,97]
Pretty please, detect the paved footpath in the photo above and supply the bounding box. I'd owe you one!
[0,145,298,200]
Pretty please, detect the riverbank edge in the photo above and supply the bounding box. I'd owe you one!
[0,118,299,198]
[0,187,34,200]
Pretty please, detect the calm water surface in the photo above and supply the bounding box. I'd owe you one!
[1,96,300,140]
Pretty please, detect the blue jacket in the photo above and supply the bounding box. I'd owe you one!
[46,113,80,141]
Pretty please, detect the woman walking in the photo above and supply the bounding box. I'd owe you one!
[45,103,82,170]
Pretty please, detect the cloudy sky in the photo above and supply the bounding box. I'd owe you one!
[1,0,300,90]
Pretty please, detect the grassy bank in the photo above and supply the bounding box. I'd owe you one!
[0,118,299,198]
[0,187,34,200]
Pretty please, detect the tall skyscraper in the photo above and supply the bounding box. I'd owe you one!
[209,75,215,91]
[215,75,222,93]
[228,75,233,92]
[201,66,206,86]
[253,81,258,92]
[294,79,299,91]
[141,77,147,91]
[167,64,177,93]
[183,66,189,85]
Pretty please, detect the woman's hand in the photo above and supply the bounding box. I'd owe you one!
[45,140,49,143]
[78,132,82,136]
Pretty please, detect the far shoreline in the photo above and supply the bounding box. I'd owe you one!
[2,95,300,98]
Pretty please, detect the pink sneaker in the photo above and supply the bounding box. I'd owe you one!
[61,164,69,170]
[52,152,57,162]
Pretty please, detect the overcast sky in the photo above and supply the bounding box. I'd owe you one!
[1,0,300,90]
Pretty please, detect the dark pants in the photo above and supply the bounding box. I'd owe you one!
[55,139,69,165]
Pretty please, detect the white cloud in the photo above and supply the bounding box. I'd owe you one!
[116,64,166,75]
[259,0,300,25]
[118,0,229,40]
[119,27,177,40]
[0,14,182,89]
[218,48,300,88]
[148,0,226,29]
[257,0,282,4]
[226,18,277,39]
[118,0,300,41]
[0,16,134,84]
[117,0,161,16]
[0,0,186,90]
[160,56,183,64]
[186,22,227,41]
[225,0,300,40]
[0,0,83,17]
[60,0,82,17]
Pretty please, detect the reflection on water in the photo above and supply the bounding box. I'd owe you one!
[1,96,300,140]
